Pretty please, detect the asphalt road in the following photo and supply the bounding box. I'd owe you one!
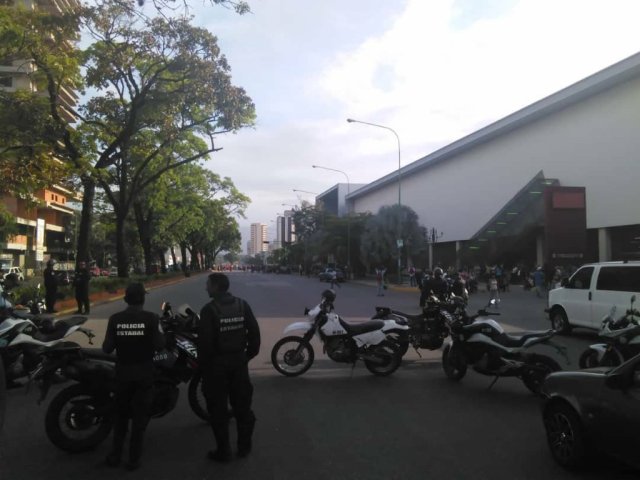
[1,272,637,479]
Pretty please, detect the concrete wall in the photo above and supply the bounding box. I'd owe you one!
[352,75,640,243]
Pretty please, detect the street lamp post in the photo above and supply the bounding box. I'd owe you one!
[347,118,402,283]
[312,165,351,279]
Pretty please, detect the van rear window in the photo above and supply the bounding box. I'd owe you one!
[596,266,640,292]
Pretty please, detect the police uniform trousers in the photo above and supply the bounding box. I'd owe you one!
[202,361,255,453]
[110,379,154,463]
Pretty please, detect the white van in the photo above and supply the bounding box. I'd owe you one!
[547,261,640,334]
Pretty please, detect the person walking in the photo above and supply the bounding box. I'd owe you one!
[43,258,58,314]
[488,273,500,306]
[329,269,341,289]
[102,283,165,471]
[408,266,416,287]
[73,260,91,314]
[532,267,546,298]
[375,266,387,296]
[197,273,261,462]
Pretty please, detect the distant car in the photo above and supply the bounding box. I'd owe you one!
[108,267,118,277]
[318,268,345,283]
[100,269,110,276]
[3,267,24,282]
[89,266,101,277]
[540,353,640,470]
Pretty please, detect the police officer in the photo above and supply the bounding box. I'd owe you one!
[102,282,165,470]
[197,272,261,462]
[73,260,91,314]
[420,267,450,307]
[43,258,58,313]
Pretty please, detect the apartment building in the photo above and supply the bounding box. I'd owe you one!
[0,0,80,273]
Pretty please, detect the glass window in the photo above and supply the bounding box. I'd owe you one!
[0,76,12,88]
[568,266,593,290]
[597,266,640,293]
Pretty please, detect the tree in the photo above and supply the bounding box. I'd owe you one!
[360,204,425,274]
[78,2,255,275]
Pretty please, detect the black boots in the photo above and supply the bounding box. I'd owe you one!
[208,422,231,463]
[237,415,256,458]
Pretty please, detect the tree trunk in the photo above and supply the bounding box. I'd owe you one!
[133,202,154,275]
[76,176,95,263]
[170,246,178,269]
[180,242,188,271]
[115,210,129,277]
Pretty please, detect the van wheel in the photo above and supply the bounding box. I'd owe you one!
[551,310,571,335]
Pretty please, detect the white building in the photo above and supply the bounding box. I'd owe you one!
[340,52,640,270]
[248,223,268,256]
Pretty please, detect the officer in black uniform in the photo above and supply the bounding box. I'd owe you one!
[43,258,58,313]
[73,260,91,314]
[102,282,165,470]
[420,267,450,307]
[197,272,261,462]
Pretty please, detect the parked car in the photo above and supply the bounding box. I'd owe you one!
[2,266,24,282]
[108,266,118,277]
[318,268,345,283]
[541,352,640,470]
[547,261,640,334]
[100,269,110,276]
[89,266,101,277]
[54,270,74,286]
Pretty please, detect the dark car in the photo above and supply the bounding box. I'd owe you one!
[318,268,345,283]
[540,353,640,470]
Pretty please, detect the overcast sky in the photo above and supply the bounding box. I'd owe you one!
[186,0,640,252]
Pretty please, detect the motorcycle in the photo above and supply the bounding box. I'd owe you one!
[441,299,567,395]
[578,295,640,368]
[271,289,408,377]
[1,284,93,385]
[32,301,209,453]
[372,294,466,357]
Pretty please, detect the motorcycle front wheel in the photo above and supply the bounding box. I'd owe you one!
[578,348,621,369]
[442,343,467,380]
[187,371,210,422]
[363,342,401,376]
[271,336,314,377]
[521,355,561,395]
[45,383,113,453]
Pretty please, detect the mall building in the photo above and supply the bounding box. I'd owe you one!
[321,52,640,271]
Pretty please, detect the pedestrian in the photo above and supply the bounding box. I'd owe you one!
[488,273,500,306]
[532,267,546,298]
[408,266,416,287]
[420,267,449,307]
[197,272,261,462]
[102,282,165,471]
[43,258,58,314]
[73,260,91,314]
[375,266,386,296]
[329,269,341,289]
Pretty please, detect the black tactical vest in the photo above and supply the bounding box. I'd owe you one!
[212,298,246,354]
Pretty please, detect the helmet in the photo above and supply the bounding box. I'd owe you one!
[433,267,444,278]
[321,289,336,304]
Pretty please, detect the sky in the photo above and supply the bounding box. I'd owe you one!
[184,0,640,252]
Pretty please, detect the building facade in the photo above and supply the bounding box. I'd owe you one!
[0,0,80,274]
[248,223,268,256]
[342,52,640,271]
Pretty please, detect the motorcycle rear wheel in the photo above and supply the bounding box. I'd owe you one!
[45,383,113,453]
[271,336,314,377]
[442,344,467,380]
[578,348,620,369]
[521,355,561,395]
[363,342,401,376]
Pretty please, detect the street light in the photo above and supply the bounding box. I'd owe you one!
[292,189,318,195]
[312,165,351,278]
[347,117,403,283]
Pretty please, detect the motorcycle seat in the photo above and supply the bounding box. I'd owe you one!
[339,318,385,335]
[497,330,555,348]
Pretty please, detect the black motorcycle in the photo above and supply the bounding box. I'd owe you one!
[441,300,567,395]
[33,301,208,453]
[372,294,466,357]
